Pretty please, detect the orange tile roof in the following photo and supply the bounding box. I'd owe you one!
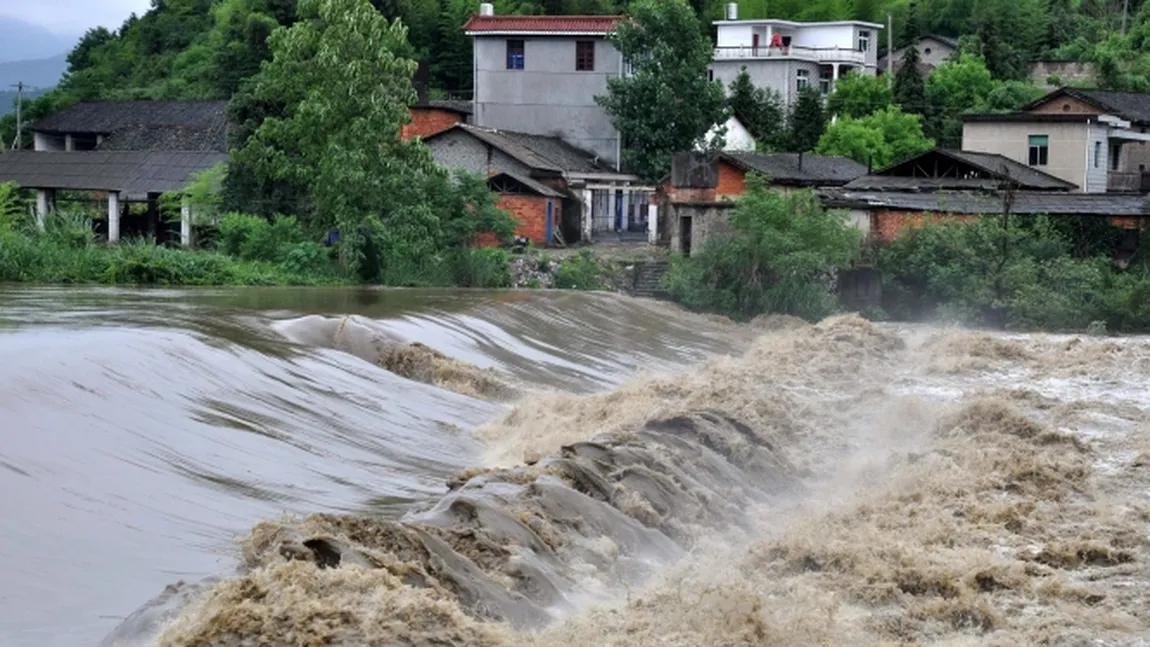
[462,14,623,34]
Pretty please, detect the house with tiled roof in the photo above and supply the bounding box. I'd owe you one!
[962,87,1150,194]
[464,4,625,170]
[28,100,228,153]
[424,123,646,245]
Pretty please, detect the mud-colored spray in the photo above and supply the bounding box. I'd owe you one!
[154,317,1150,646]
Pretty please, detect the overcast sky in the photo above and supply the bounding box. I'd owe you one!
[1,0,152,36]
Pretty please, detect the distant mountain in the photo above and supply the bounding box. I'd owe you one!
[0,53,69,90]
[0,17,75,63]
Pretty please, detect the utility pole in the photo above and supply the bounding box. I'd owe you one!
[887,14,894,82]
[9,81,23,151]
[1122,0,1130,35]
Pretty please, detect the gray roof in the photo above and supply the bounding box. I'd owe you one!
[861,149,1077,191]
[721,151,867,186]
[0,150,227,194]
[490,170,565,197]
[818,189,1149,216]
[29,101,229,153]
[1026,88,1150,125]
[427,124,621,175]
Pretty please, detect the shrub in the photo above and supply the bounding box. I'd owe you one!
[452,247,511,288]
[662,176,860,321]
[554,250,603,290]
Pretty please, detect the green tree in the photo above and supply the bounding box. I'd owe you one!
[784,85,827,152]
[663,175,861,321]
[727,67,786,146]
[826,70,893,119]
[892,44,928,115]
[816,105,934,168]
[926,52,998,146]
[596,0,727,182]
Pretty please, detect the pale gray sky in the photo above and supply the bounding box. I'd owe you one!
[0,0,152,36]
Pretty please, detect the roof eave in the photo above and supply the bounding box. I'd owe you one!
[465,30,614,36]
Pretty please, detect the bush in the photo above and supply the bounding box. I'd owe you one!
[451,247,511,288]
[662,176,860,321]
[554,250,603,290]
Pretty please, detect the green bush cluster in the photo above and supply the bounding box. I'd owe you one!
[662,176,860,321]
[554,250,604,291]
[878,215,1150,332]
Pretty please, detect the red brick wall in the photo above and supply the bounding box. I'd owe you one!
[402,108,464,141]
[716,161,747,197]
[871,211,979,241]
[476,194,558,246]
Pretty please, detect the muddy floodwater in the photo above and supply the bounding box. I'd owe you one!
[0,286,1147,647]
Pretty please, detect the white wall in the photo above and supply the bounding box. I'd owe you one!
[795,24,855,49]
[700,116,756,151]
[33,132,64,151]
[717,24,753,47]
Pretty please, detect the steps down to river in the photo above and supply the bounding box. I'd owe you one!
[630,261,670,299]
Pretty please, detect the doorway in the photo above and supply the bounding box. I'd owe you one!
[680,215,693,256]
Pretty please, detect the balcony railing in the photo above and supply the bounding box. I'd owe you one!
[713,45,867,64]
[1107,171,1150,194]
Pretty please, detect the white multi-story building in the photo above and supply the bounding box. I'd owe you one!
[710,3,883,104]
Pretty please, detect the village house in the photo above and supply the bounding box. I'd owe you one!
[710,3,883,102]
[817,148,1146,254]
[403,100,472,141]
[464,4,624,169]
[424,123,648,246]
[0,100,228,245]
[876,34,958,77]
[962,88,1150,194]
[659,150,867,254]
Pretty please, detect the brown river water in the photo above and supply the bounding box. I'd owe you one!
[0,286,1147,646]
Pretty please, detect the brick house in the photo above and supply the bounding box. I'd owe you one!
[424,123,641,245]
[403,100,472,141]
[817,148,1146,245]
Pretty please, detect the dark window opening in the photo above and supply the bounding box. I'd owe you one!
[1111,144,1123,171]
[506,39,525,70]
[576,41,595,71]
[1028,134,1049,166]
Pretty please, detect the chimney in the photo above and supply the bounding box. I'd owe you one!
[479,2,494,16]
[726,2,738,20]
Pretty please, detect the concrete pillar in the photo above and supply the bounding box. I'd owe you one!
[34,189,50,231]
[608,186,619,234]
[180,198,193,247]
[581,188,593,243]
[833,63,841,80]
[621,188,632,235]
[64,134,74,152]
[647,204,658,245]
[107,192,121,244]
[96,135,105,147]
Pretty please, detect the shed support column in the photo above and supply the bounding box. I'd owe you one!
[621,188,631,236]
[108,192,121,244]
[647,203,658,245]
[581,189,593,243]
[65,134,75,152]
[35,189,52,231]
[181,198,193,247]
[608,186,619,236]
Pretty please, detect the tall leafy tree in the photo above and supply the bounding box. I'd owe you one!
[826,70,893,119]
[816,105,934,167]
[596,0,727,182]
[727,67,786,147]
[892,45,928,115]
[784,86,827,152]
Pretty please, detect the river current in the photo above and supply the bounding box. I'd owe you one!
[1,286,1147,646]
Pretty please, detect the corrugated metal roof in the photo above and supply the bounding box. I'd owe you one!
[818,189,1150,216]
[463,14,622,34]
[722,152,867,186]
[0,150,227,193]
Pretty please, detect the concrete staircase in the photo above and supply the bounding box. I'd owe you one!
[630,261,670,299]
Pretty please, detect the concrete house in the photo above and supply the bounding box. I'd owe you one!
[464,5,624,169]
[877,34,957,77]
[710,3,883,103]
[0,100,228,245]
[424,123,648,245]
[962,88,1150,194]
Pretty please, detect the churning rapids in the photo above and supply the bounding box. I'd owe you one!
[1,287,1148,647]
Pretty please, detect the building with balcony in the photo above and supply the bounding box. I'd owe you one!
[962,88,1150,194]
[709,3,882,104]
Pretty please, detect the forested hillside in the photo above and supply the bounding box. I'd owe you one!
[2,0,1150,148]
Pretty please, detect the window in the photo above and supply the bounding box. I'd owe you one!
[576,41,595,71]
[708,69,714,82]
[796,69,810,91]
[1094,140,1102,168]
[1028,135,1049,166]
[818,67,833,94]
[506,39,525,70]
[858,30,871,52]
